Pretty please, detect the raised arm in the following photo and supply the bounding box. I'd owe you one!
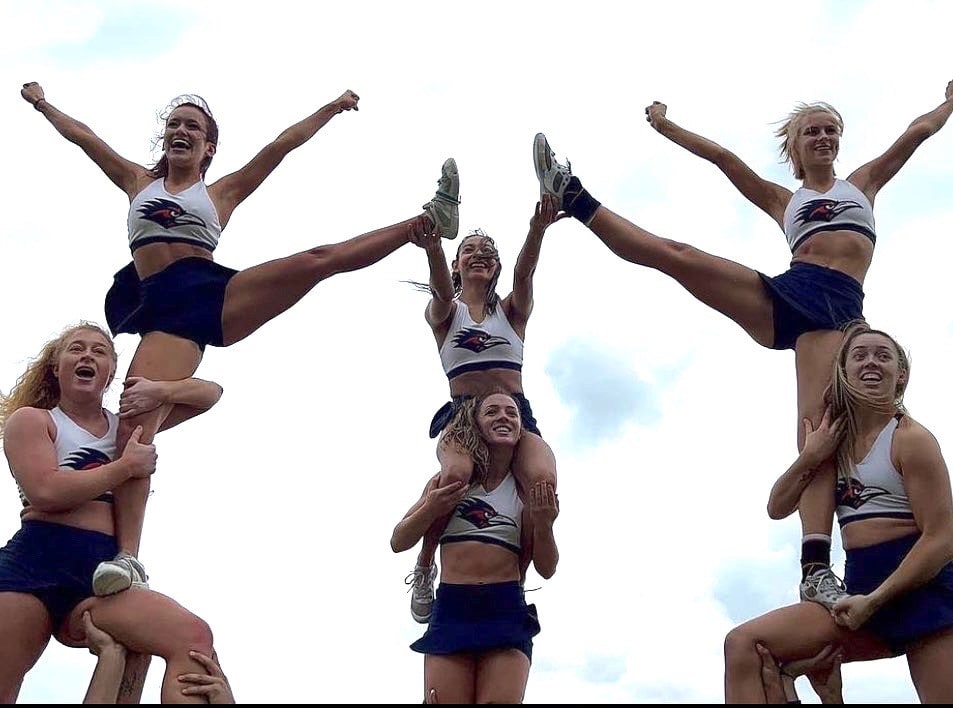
[209,90,360,223]
[82,611,128,704]
[646,101,791,226]
[521,481,559,579]
[4,409,155,513]
[390,474,466,553]
[504,195,560,331]
[767,407,844,520]
[118,376,223,433]
[408,221,456,336]
[20,82,150,198]
[833,420,953,630]
[849,80,953,203]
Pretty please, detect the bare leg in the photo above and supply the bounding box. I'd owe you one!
[512,433,556,491]
[66,590,214,705]
[474,649,531,704]
[907,627,953,702]
[113,333,204,557]
[793,331,848,561]
[0,593,52,703]
[587,207,775,347]
[424,654,476,704]
[724,601,890,703]
[221,216,425,346]
[415,440,475,569]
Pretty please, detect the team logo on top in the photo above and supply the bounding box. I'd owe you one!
[452,327,510,353]
[138,198,207,229]
[835,477,889,510]
[456,498,517,529]
[63,447,112,470]
[795,199,862,225]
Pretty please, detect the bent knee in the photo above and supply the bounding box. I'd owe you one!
[440,464,474,487]
[723,625,759,672]
[167,612,214,656]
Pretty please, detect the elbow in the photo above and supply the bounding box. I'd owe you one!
[536,560,558,580]
[766,500,786,521]
[209,383,224,408]
[390,531,411,554]
[27,487,68,513]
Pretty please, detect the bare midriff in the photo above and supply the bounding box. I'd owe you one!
[132,242,215,279]
[792,229,874,285]
[439,541,521,584]
[22,501,115,536]
[449,368,524,398]
[841,516,920,551]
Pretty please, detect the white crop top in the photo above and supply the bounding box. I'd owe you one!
[440,472,523,554]
[128,179,222,253]
[835,416,913,527]
[439,301,524,381]
[17,407,119,511]
[783,179,876,253]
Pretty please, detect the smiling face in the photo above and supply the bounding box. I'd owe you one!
[453,234,500,284]
[792,110,841,177]
[53,328,116,402]
[163,105,216,173]
[844,332,905,401]
[476,393,522,448]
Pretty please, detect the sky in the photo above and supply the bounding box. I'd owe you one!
[2,0,952,703]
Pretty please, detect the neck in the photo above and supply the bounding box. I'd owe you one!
[485,446,514,485]
[854,404,896,435]
[57,394,105,423]
[165,163,202,186]
[801,165,835,191]
[459,282,491,309]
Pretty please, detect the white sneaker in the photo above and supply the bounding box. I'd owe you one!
[533,133,573,208]
[422,158,460,240]
[405,563,438,624]
[799,566,848,609]
[92,552,149,597]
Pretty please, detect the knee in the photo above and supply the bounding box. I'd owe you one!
[723,626,759,676]
[167,612,214,657]
[305,244,338,280]
[439,461,474,487]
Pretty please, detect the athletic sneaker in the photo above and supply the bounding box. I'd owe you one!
[533,133,573,208]
[405,563,438,624]
[422,158,460,240]
[92,552,149,597]
[799,566,848,609]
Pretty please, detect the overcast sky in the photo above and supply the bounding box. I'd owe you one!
[3,0,952,703]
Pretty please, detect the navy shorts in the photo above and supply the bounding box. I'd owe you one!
[0,521,118,629]
[845,533,953,653]
[411,581,540,661]
[429,393,541,439]
[105,257,238,350]
[757,261,865,350]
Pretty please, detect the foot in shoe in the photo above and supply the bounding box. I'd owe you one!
[422,158,460,240]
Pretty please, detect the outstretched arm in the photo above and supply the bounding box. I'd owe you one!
[504,195,561,331]
[20,82,150,198]
[209,90,360,222]
[833,420,953,630]
[646,101,791,226]
[119,376,223,433]
[408,220,456,334]
[849,80,953,203]
[82,611,128,704]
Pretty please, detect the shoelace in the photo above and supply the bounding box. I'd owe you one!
[404,568,434,594]
[434,190,461,205]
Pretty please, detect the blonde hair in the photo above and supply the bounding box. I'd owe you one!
[0,323,117,437]
[774,102,844,179]
[827,323,909,482]
[439,390,522,485]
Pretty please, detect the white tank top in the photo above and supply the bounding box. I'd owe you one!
[835,416,913,527]
[128,178,222,253]
[440,472,523,554]
[17,407,119,510]
[783,179,876,253]
[439,301,524,381]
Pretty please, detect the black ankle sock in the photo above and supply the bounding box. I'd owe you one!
[800,538,832,580]
[564,176,601,225]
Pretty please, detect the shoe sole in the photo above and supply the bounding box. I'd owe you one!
[93,573,133,597]
[533,133,551,184]
[411,608,432,624]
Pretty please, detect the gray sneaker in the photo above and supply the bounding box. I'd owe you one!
[799,566,848,609]
[405,563,438,624]
[92,552,149,597]
[422,158,460,240]
[533,133,573,208]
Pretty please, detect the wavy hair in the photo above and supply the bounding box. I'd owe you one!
[0,323,117,438]
[440,390,522,485]
[150,94,219,179]
[407,230,503,315]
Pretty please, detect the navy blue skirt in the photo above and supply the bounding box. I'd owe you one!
[758,261,864,350]
[845,534,953,653]
[0,521,118,629]
[429,393,541,439]
[410,581,540,661]
[105,257,238,350]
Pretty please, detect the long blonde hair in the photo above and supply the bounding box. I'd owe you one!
[440,390,522,485]
[827,323,909,481]
[774,102,844,179]
[0,323,117,437]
